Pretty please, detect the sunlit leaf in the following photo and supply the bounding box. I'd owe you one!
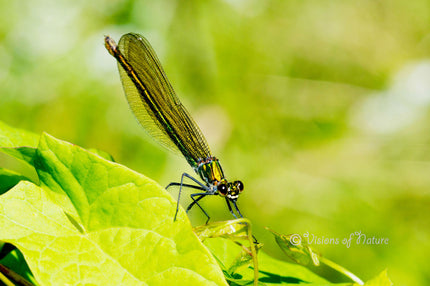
[266,228,320,266]
[267,228,366,285]
[0,132,228,286]
[0,121,39,165]
[204,237,329,285]
[196,219,259,285]
[0,168,31,195]
[363,270,392,286]
[87,148,115,162]
[195,219,251,241]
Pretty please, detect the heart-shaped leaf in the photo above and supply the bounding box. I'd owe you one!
[0,132,227,286]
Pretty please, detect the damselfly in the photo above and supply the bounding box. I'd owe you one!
[105,33,244,222]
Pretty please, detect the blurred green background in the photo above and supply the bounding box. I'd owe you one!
[1,0,429,284]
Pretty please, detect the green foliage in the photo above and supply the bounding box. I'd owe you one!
[0,168,31,195]
[203,238,329,286]
[363,270,392,286]
[266,228,320,267]
[0,122,226,285]
[0,121,38,166]
[0,121,394,285]
[195,219,260,285]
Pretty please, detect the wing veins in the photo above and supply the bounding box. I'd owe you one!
[109,33,211,167]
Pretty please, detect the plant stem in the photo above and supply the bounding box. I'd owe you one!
[0,271,15,286]
[245,221,259,286]
[319,256,364,285]
[0,264,35,286]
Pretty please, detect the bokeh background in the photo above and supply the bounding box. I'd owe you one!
[1,0,429,284]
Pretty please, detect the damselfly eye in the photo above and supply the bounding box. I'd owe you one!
[235,181,244,193]
[218,183,228,196]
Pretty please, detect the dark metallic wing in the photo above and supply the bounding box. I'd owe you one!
[105,33,211,168]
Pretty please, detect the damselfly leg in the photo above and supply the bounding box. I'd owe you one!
[166,172,215,222]
[188,193,215,224]
[225,197,244,219]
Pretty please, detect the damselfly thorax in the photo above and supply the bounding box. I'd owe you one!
[195,156,244,200]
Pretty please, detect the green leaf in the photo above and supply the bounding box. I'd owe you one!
[266,228,319,267]
[0,121,39,148]
[0,132,228,286]
[204,238,252,281]
[0,168,31,195]
[195,219,251,241]
[196,219,260,285]
[203,238,328,285]
[87,148,115,162]
[266,229,365,285]
[363,270,392,286]
[255,251,329,285]
[0,121,39,165]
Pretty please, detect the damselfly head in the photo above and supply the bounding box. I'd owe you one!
[217,180,244,200]
[234,180,244,193]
